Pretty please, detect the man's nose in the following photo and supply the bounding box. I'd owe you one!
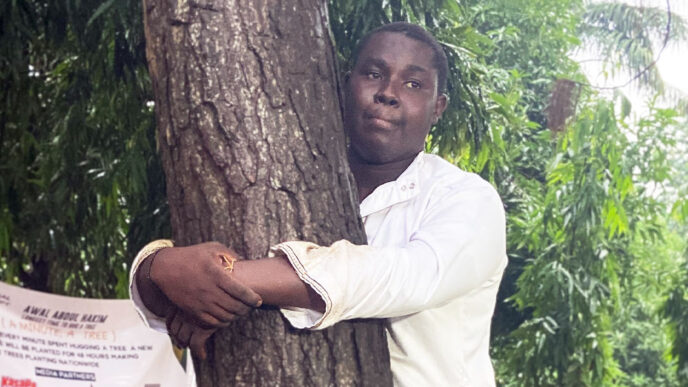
[374,80,399,107]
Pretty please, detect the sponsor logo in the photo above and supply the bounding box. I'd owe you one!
[35,367,96,382]
[1,376,36,387]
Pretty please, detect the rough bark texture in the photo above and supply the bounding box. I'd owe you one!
[142,0,393,385]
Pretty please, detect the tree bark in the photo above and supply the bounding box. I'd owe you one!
[142,0,392,385]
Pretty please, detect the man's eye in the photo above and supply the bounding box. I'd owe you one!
[404,81,421,89]
[367,72,381,80]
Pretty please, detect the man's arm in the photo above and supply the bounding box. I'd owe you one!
[266,181,507,329]
[171,178,507,357]
[136,180,506,327]
[151,254,325,360]
[134,176,506,357]
[232,256,326,312]
[131,241,323,330]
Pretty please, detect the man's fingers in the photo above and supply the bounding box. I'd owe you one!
[189,329,214,360]
[181,298,237,328]
[213,297,251,317]
[205,301,244,323]
[197,311,234,329]
[204,250,262,308]
[191,306,224,328]
[167,310,188,348]
[176,321,192,348]
[213,269,262,307]
[168,311,183,338]
[165,307,178,333]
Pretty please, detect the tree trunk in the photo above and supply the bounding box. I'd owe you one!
[142,0,393,385]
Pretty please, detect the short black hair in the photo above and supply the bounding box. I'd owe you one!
[352,22,448,95]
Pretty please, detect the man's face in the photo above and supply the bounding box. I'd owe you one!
[345,32,447,165]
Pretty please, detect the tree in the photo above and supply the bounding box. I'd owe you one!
[141,0,391,384]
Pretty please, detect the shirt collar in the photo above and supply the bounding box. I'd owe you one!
[359,152,424,218]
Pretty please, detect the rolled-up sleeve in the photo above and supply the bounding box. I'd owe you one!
[128,239,174,333]
[275,183,507,330]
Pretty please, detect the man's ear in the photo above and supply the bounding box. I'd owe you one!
[432,93,449,124]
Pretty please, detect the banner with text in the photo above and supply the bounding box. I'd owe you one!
[0,281,192,386]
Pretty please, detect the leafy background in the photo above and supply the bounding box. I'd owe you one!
[1,0,687,384]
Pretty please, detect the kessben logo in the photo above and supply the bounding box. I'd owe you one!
[1,376,36,387]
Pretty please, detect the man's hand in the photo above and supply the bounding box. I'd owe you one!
[166,307,216,360]
[149,242,262,328]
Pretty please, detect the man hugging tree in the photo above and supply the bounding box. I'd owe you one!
[131,22,507,386]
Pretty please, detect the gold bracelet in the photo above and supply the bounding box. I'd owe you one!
[219,253,236,273]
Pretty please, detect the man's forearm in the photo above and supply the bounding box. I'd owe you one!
[134,247,323,316]
[131,240,323,332]
[234,256,325,313]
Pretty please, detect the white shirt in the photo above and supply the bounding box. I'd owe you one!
[130,152,507,386]
[273,152,507,386]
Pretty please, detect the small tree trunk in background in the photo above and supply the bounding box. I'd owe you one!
[142,0,392,385]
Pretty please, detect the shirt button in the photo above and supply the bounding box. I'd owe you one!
[401,185,407,191]
[409,183,415,189]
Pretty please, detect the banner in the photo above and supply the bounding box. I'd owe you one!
[0,281,193,386]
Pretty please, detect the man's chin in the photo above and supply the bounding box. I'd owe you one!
[348,145,415,166]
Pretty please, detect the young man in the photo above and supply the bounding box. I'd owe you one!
[130,22,507,386]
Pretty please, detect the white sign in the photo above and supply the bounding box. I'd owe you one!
[0,281,192,386]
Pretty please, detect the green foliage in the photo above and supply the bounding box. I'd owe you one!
[580,1,687,96]
[0,0,169,298]
[471,0,583,126]
[615,230,684,387]
[499,101,627,386]
[664,264,688,382]
[459,1,688,384]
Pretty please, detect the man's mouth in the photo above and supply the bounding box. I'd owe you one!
[363,112,400,130]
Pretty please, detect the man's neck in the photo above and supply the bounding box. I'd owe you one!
[349,150,418,202]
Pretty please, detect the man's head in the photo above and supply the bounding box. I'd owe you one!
[352,22,449,96]
[345,22,449,165]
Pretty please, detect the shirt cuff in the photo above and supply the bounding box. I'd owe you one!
[271,240,350,330]
[128,239,175,333]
